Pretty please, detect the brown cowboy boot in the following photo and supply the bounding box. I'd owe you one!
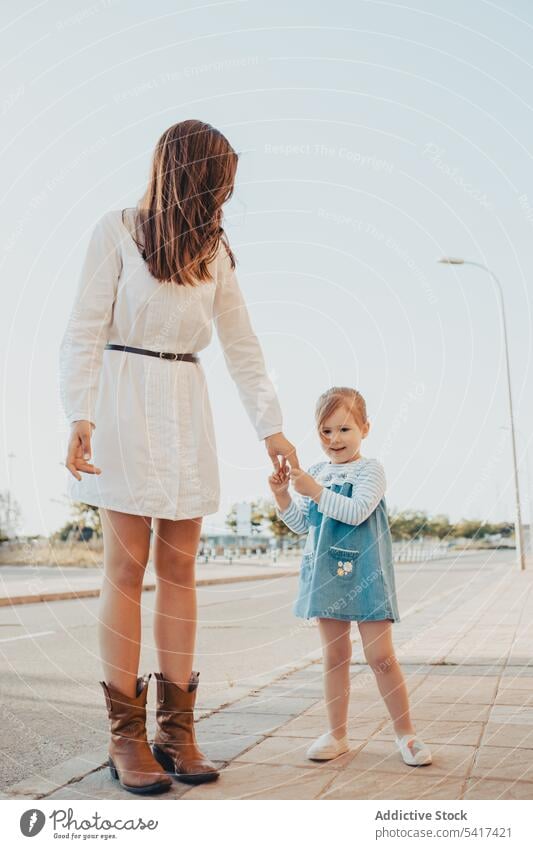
[100,674,172,795]
[151,671,220,784]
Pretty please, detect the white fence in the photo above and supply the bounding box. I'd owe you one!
[392,541,459,562]
[204,542,463,564]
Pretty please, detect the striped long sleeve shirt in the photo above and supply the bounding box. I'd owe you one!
[276,457,386,535]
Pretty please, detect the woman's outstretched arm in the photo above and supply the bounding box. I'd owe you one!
[212,244,282,440]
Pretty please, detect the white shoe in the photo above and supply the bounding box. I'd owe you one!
[306,731,350,761]
[395,733,432,766]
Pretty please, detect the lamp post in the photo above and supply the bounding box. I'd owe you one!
[6,452,16,539]
[437,258,526,570]
[499,425,533,557]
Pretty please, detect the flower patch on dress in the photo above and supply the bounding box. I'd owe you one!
[327,546,359,578]
[336,560,353,576]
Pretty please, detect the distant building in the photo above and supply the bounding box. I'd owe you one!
[199,531,273,555]
[199,529,303,555]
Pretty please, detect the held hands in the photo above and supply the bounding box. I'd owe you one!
[65,420,101,480]
[268,459,291,497]
[264,432,300,472]
[268,457,323,509]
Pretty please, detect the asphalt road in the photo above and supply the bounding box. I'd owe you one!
[0,549,512,790]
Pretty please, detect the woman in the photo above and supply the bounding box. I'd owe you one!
[59,119,298,795]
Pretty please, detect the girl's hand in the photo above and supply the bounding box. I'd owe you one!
[268,460,290,496]
[290,468,323,501]
[65,420,101,480]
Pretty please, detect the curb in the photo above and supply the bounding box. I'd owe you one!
[0,568,299,608]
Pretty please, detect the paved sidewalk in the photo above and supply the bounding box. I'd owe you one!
[5,556,533,800]
[0,558,299,606]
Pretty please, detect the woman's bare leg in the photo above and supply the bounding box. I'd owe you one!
[98,508,152,698]
[152,516,203,689]
[317,618,352,739]
[357,619,416,736]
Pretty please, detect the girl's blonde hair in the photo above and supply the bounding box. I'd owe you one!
[315,386,368,435]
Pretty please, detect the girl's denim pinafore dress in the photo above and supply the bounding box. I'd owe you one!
[293,478,400,622]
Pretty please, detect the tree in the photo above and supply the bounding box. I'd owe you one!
[451,519,486,540]
[52,502,102,542]
[388,510,432,541]
[427,514,453,540]
[226,499,515,550]
[258,499,301,548]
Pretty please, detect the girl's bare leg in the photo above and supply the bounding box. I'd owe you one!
[317,618,352,739]
[357,619,416,736]
[98,508,152,698]
[152,516,203,689]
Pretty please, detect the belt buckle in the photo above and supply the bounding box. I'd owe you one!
[160,351,178,361]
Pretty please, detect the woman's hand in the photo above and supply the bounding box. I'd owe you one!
[264,432,300,472]
[290,467,323,501]
[65,420,101,480]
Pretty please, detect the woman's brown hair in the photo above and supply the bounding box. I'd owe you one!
[131,119,238,286]
[315,386,368,436]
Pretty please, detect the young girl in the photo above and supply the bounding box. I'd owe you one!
[269,386,432,767]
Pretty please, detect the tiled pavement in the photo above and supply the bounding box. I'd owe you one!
[5,562,533,800]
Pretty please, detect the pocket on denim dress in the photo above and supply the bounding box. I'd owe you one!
[297,551,314,597]
[301,551,314,576]
[327,545,360,578]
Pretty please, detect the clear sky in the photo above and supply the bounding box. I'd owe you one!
[2,0,533,536]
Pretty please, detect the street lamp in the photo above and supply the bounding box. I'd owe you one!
[6,452,16,539]
[499,425,533,558]
[437,258,526,570]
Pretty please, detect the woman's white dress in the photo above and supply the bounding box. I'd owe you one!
[58,209,283,520]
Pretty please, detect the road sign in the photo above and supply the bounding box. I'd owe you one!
[236,501,252,536]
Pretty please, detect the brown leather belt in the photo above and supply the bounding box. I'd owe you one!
[105,343,199,363]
